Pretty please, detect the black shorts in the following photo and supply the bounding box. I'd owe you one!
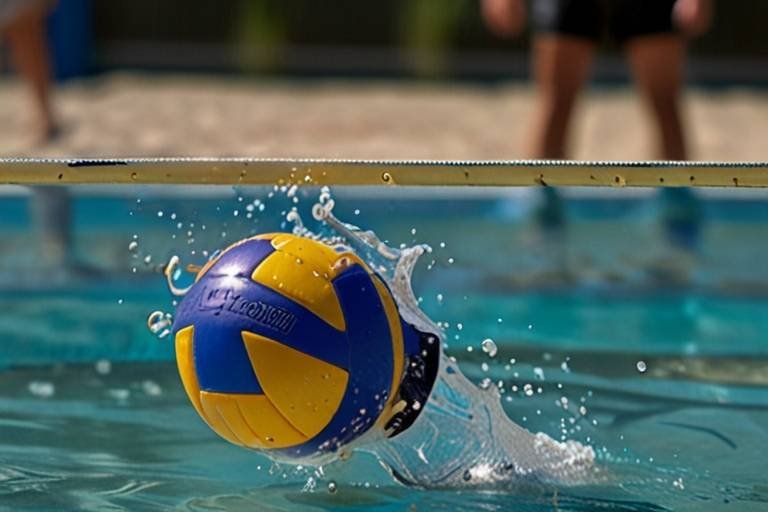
[531,0,678,44]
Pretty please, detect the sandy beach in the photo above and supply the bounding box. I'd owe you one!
[0,73,766,162]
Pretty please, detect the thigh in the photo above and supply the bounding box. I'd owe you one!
[626,34,685,95]
[532,34,595,94]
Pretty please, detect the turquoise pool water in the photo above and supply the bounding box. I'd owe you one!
[1,187,767,510]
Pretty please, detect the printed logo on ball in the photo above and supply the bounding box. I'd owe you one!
[198,286,297,334]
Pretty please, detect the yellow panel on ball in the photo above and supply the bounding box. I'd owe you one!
[176,326,244,446]
[242,331,349,439]
[174,326,207,421]
[251,234,349,330]
[200,391,307,448]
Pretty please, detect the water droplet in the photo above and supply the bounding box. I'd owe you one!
[481,338,498,358]
[147,310,173,338]
[533,367,545,380]
[523,383,534,396]
[128,241,139,253]
[157,211,164,217]
[412,400,421,411]
[636,360,647,373]
[117,298,123,305]
[354,209,360,215]
[481,362,489,372]
[327,481,337,493]
[436,294,443,304]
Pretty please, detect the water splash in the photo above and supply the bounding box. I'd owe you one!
[146,311,173,339]
[163,255,193,297]
[286,190,600,488]
[306,190,438,336]
[151,184,599,487]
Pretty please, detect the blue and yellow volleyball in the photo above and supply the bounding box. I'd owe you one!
[171,233,406,461]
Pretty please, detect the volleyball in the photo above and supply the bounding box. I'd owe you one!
[171,233,412,461]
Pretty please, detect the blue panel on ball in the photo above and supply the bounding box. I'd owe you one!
[277,264,395,458]
[402,316,421,359]
[172,239,275,394]
[172,239,352,394]
[206,239,275,279]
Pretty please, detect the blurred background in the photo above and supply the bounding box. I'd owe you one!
[1,3,768,509]
[0,0,766,159]
[0,0,766,368]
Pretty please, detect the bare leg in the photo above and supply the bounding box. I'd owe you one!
[626,35,687,160]
[528,36,594,232]
[627,35,699,253]
[529,35,596,159]
[5,4,57,140]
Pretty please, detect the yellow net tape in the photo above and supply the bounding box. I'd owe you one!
[1,158,767,188]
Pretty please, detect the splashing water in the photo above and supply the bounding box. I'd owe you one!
[288,190,600,488]
[146,311,173,339]
[153,186,599,489]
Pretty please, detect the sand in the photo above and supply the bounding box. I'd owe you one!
[0,73,766,161]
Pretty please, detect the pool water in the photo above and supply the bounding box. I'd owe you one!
[1,187,767,511]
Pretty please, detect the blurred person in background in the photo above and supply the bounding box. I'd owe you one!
[480,0,711,250]
[1,0,58,142]
[2,1,78,275]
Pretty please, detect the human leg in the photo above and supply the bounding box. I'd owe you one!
[529,35,596,159]
[625,34,687,160]
[623,28,699,251]
[5,3,57,140]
